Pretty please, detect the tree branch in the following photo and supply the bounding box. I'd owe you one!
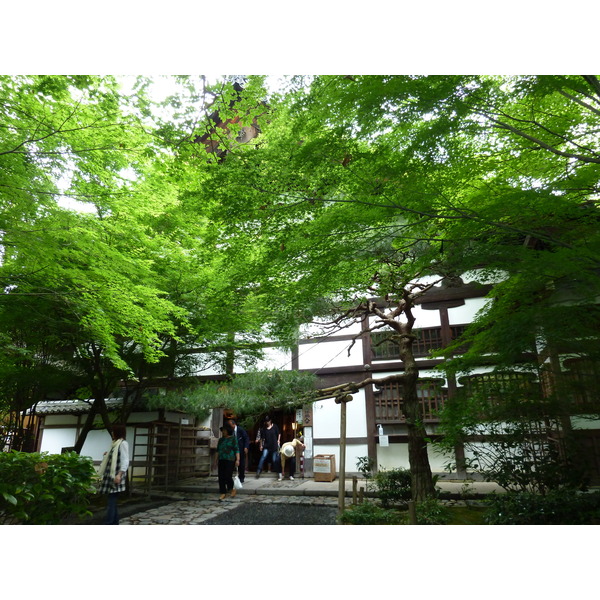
[309,372,408,401]
[483,112,600,164]
[558,89,600,118]
[583,75,600,100]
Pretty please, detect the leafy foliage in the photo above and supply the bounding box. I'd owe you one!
[0,450,96,524]
[146,368,317,425]
[337,501,405,525]
[356,455,375,479]
[337,497,451,525]
[436,375,589,492]
[372,467,412,507]
[0,75,279,449]
[413,498,452,525]
[485,489,600,525]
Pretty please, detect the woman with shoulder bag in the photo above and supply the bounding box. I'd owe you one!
[217,423,240,501]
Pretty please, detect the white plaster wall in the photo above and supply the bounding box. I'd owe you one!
[312,390,368,439]
[300,318,363,338]
[412,304,443,328]
[376,443,452,472]
[312,443,369,475]
[448,297,489,325]
[39,428,77,455]
[298,338,364,370]
[372,368,447,385]
[81,429,113,462]
[252,346,293,372]
[39,411,186,462]
[190,346,292,376]
[366,305,441,332]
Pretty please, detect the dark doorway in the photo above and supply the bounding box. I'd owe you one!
[245,409,298,473]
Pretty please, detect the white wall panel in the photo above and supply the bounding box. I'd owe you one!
[252,346,293,371]
[377,443,452,472]
[312,443,369,475]
[301,319,363,338]
[81,429,112,462]
[412,304,442,328]
[448,297,489,325]
[39,428,76,455]
[312,391,367,439]
[298,338,364,370]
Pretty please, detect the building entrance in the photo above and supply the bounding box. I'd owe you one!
[245,410,298,473]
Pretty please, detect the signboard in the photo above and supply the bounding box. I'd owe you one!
[304,426,312,459]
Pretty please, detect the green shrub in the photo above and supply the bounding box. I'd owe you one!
[485,489,600,525]
[0,450,96,524]
[373,467,412,507]
[414,498,452,525]
[356,456,375,479]
[338,501,405,525]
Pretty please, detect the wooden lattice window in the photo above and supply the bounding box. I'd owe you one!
[563,359,600,411]
[371,325,468,360]
[374,378,448,422]
[459,372,536,390]
[457,372,539,416]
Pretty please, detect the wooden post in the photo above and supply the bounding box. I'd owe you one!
[336,394,353,513]
[352,476,358,505]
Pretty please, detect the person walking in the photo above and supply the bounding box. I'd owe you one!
[227,418,249,483]
[255,416,281,479]
[98,424,129,525]
[217,423,240,500]
[279,436,305,481]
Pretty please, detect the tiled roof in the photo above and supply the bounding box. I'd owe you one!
[30,398,124,415]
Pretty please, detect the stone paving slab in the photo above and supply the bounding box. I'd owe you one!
[122,492,340,526]
[117,475,504,526]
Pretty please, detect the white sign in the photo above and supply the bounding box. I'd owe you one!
[314,458,333,473]
[379,435,389,447]
[304,426,313,458]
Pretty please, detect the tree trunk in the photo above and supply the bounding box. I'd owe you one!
[403,375,436,500]
[397,328,436,501]
[72,395,112,454]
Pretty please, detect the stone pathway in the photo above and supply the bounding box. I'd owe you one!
[122,493,340,525]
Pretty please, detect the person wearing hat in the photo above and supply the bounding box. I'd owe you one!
[279,436,305,481]
[217,423,240,500]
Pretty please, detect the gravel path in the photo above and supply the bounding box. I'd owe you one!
[120,494,341,525]
[202,501,338,525]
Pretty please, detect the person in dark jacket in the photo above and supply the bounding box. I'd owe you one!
[227,418,250,483]
[255,416,281,479]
